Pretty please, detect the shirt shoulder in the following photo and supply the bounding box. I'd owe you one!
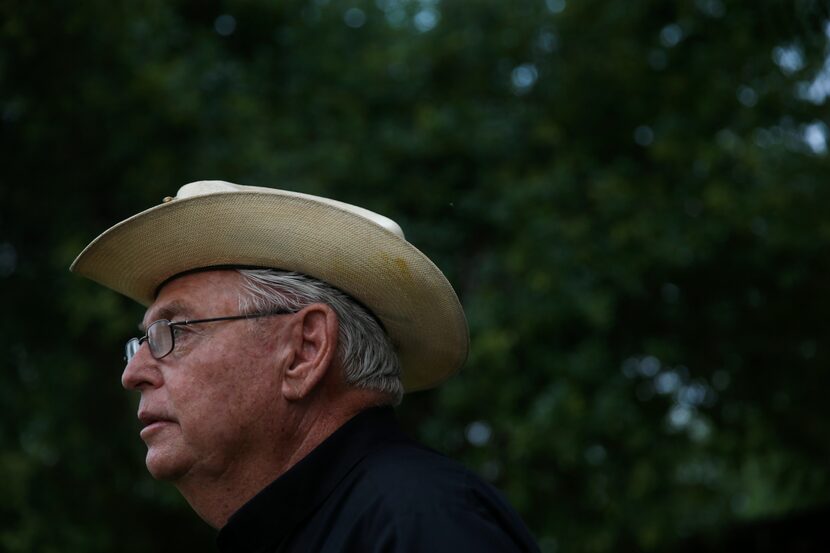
[344,440,541,553]
[357,439,491,505]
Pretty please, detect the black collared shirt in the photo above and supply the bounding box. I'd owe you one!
[217,407,540,553]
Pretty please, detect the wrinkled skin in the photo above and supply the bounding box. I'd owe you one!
[122,270,292,484]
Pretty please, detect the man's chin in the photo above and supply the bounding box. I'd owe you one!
[145,447,191,481]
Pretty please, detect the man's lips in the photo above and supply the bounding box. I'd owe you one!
[138,412,177,437]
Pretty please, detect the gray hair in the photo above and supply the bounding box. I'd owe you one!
[235,268,403,405]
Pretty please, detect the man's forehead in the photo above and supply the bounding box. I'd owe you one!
[146,297,195,319]
[140,299,195,331]
[140,270,243,329]
[155,266,243,297]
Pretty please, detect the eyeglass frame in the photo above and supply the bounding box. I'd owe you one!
[124,310,295,364]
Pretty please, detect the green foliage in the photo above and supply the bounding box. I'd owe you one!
[2,0,830,551]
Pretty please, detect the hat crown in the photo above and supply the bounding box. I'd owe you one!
[176,181,405,239]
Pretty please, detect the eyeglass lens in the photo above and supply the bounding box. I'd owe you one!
[125,338,141,363]
[124,320,175,364]
[148,320,173,359]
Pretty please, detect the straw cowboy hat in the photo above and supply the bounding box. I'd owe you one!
[71,181,469,392]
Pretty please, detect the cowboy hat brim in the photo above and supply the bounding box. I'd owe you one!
[70,183,469,392]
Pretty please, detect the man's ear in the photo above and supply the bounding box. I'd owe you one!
[281,303,339,401]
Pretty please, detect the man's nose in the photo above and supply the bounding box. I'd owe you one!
[121,341,162,390]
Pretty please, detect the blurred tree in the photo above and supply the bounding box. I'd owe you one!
[1,0,829,551]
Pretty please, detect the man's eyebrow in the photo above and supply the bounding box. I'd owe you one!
[139,300,194,332]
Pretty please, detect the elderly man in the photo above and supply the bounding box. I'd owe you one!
[72,181,539,552]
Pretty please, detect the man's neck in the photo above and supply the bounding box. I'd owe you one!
[174,392,388,528]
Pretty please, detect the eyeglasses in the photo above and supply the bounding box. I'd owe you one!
[124,310,294,364]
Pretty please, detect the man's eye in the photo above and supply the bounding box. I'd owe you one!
[174,325,202,338]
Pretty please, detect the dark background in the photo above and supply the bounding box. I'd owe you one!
[2,0,830,551]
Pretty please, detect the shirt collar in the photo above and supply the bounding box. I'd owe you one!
[216,406,400,553]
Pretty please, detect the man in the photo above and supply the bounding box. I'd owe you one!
[72,181,539,552]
